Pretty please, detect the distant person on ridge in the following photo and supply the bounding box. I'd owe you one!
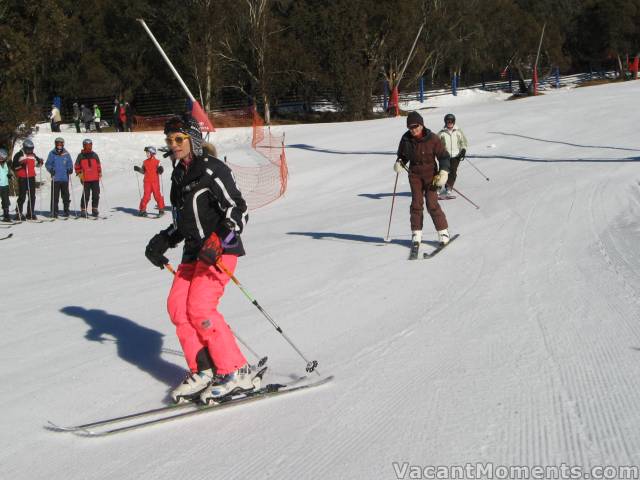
[394,111,451,259]
[438,113,468,197]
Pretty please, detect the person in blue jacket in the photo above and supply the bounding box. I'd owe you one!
[45,137,73,218]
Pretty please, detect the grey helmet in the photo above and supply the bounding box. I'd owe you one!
[444,113,456,125]
[23,139,34,152]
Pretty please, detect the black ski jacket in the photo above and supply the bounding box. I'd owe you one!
[162,153,248,262]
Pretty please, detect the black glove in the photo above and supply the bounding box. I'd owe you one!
[145,232,170,269]
[134,165,143,173]
[459,149,466,161]
[157,166,164,175]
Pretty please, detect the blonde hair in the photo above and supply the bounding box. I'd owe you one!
[202,141,218,157]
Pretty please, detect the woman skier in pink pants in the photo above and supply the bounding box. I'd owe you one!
[145,115,254,404]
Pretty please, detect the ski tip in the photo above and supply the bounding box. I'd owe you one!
[45,420,76,432]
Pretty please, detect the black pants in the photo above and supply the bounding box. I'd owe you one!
[446,155,462,189]
[0,185,9,214]
[17,177,37,216]
[51,181,70,214]
[84,121,92,132]
[80,181,100,211]
[94,121,102,133]
[74,120,81,133]
[51,121,61,132]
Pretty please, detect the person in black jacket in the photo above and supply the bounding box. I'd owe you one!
[145,115,255,405]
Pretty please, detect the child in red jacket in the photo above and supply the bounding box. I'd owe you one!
[134,146,165,217]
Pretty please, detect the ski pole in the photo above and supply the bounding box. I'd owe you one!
[214,260,321,375]
[38,166,43,214]
[451,186,480,209]
[465,157,490,181]
[51,177,54,218]
[69,175,79,218]
[164,264,264,363]
[171,261,321,375]
[99,176,109,216]
[133,161,142,201]
[384,171,399,243]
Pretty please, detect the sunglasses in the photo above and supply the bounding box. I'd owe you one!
[165,134,190,146]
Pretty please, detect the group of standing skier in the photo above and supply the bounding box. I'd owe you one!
[0,138,104,221]
[394,111,468,258]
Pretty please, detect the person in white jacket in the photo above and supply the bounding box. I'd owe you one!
[438,113,468,195]
[49,104,62,132]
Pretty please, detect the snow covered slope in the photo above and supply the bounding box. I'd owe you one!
[2,82,640,479]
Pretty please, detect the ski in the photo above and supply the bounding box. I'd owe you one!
[437,194,456,200]
[0,233,12,240]
[26,219,44,224]
[408,241,420,260]
[422,233,460,258]
[47,357,269,432]
[48,374,333,437]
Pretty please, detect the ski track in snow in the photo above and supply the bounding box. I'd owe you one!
[3,82,640,479]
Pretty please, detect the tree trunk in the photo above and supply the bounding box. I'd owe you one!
[263,92,271,125]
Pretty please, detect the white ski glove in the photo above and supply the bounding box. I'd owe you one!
[393,160,406,173]
[432,170,448,188]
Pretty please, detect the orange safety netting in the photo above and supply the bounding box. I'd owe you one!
[134,106,288,210]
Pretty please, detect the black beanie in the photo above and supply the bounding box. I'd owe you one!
[406,111,424,127]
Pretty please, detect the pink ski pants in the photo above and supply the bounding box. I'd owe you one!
[167,255,247,375]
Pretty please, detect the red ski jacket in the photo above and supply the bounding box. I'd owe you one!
[142,156,161,184]
[12,151,43,178]
[75,151,102,182]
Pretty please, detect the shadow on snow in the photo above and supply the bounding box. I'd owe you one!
[60,306,185,390]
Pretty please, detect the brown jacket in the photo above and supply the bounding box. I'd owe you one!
[397,128,451,177]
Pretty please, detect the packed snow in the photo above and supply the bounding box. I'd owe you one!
[2,82,640,480]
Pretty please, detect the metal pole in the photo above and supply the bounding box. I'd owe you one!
[465,157,490,181]
[451,186,480,210]
[384,172,400,243]
[137,19,196,103]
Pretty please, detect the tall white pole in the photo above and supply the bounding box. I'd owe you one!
[137,19,196,103]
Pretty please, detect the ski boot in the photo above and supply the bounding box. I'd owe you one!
[138,211,147,217]
[62,209,70,218]
[199,365,261,405]
[409,230,422,260]
[438,228,450,245]
[171,369,215,404]
[2,209,10,222]
[15,210,25,221]
[91,208,99,218]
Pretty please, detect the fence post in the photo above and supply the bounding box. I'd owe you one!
[419,76,424,103]
[383,81,389,112]
[508,69,513,93]
[555,67,560,88]
[452,73,457,96]
[481,73,486,90]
